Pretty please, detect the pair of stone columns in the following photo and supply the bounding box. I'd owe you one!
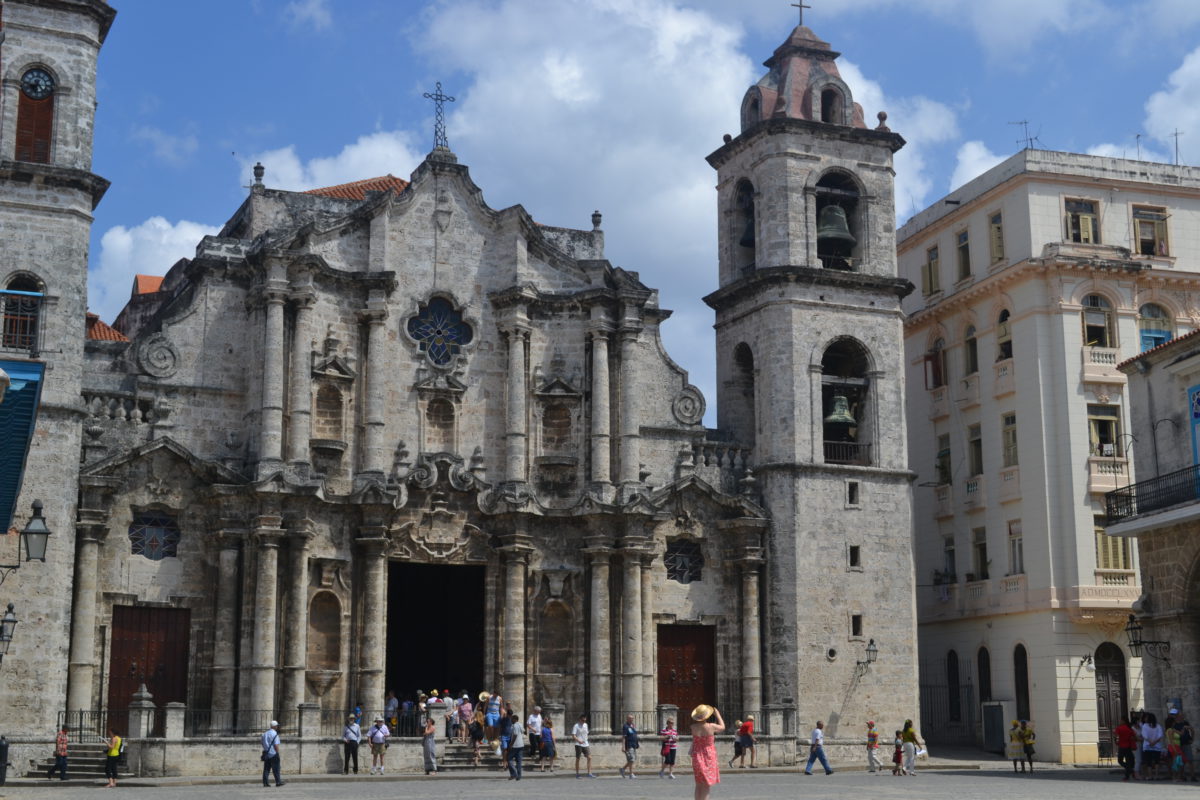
[586,537,656,721]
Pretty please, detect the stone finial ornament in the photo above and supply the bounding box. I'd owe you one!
[253,162,265,184]
[723,133,733,144]
[875,111,890,132]
[592,210,602,230]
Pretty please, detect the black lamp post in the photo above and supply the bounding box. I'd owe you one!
[0,499,52,584]
[1126,613,1171,661]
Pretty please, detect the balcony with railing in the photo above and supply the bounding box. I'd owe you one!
[963,476,986,510]
[1106,462,1200,525]
[934,485,953,518]
[1088,456,1128,495]
[929,386,948,420]
[994,358,1014,396]
[823,440,871,466]
[1081,346,1124,383]
[957,374,980,408]
[0,289,43,356]
[997,465,1020,502]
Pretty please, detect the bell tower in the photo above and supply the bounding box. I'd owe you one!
[0,0,114,733]
[704,23,920,729]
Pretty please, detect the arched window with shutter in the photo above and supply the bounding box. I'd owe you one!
[15,68,55,164]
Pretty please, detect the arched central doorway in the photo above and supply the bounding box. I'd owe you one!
[1095,642,1128,758]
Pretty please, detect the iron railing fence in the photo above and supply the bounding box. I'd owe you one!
[58,709,111,744]
[824,441,872,466]
[0,290,43,356]
[1106,462,1200,525]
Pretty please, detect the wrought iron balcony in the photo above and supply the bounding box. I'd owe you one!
[0,290,43,356]
[823,440,872,466]
[1106,462,1200,525]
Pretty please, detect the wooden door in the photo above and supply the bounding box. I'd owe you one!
[107,606,190,736]
[1094,642,1127,758]
[657,625,715,714]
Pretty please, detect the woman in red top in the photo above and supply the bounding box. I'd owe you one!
[1115,717,1137,781]
[731,716,756,768]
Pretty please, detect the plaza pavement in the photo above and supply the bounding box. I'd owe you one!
[0,755,1192,800]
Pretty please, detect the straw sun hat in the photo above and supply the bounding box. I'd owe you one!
[691,704,714,722]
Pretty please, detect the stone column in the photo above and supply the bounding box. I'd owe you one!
[286,291,315,464]
[504,326,530,484]
[359,293,389,476]
[618,316,642,492]
[281,521,313,728]
[250,516,286,713]
[585,539,612,720]
[589,327,612,490]
[356,530,389,712]
[641,553,655,713]
[211,530,244,721]
[258,281,289,474]
[500,544,531,709]
[740,557,764,719]
[620,545,643,714]
[66,523,107,712]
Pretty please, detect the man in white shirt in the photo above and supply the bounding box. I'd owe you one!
[804,719,833,775]
[367,716,390,775]
[572,714,597,778]
[342,714,361,775]
[260,720,284,787]
[527,707,543,762]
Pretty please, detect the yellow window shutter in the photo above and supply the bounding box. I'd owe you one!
[1156,220,1168,255]
[1080,215,1094,243]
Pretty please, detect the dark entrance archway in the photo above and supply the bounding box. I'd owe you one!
[386,562,486,720]
[1095,642,1128,758]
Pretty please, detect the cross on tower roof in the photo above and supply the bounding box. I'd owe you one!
[422,81,456,151]
[791,1,812,26]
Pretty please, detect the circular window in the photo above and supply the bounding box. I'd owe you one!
[826,648,838,661]
[405,296,473,367]
[20,68,54,100]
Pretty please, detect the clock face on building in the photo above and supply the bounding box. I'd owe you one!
[20,68,55,100]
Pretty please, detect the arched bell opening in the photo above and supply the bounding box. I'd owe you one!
[815,172,860,271]
[728,342,756,448]
[734,180,756,272]
[820,338,872,466]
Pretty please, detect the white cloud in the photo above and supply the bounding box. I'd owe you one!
[284,0,331,31]
[131,126,198,166]
[1145,45,1200,166]
[90,217,220,325]
[242,130,424,192]
[838,60,959,220]
[1086,141,1171,163]
[950,141,1006,190]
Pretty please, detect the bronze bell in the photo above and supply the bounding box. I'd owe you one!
[738,216,755,249]
[817,205,856,248]
[823,395,856,425]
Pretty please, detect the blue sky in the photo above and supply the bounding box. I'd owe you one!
[88,0,1200,424]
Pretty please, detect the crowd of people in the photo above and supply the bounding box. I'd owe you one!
[1114,707,1196,782]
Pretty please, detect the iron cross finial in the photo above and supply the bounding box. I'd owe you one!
[791,1,812,26]
[422,81,456,150]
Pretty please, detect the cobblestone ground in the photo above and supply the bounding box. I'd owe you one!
[2,767,1194,800]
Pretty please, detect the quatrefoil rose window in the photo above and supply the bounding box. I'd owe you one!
[406,297,473,367]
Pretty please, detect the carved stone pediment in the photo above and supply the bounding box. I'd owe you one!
[535,375,582,397]
[392,506,488,563]
[312,354,356,381]
[413,370,467,396]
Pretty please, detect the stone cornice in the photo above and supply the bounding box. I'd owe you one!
[0,160,109,208]
[704,265,913,312]
[9,0,116,42]
[706,117,906,169]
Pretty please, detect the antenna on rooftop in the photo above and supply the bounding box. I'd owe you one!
[1135,133,1143,161]
[1009,120,1040,150]
[1172,128,1185,165]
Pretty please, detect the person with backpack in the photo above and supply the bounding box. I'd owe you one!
[260,720,283,788]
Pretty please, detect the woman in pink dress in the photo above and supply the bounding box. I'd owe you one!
[690,704,725,800]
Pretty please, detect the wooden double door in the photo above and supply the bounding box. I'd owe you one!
[657,624,716,714]
[1095,642,1128,758]
[107,605,190,735]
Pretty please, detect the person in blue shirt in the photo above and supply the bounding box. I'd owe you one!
[620,714,640,779]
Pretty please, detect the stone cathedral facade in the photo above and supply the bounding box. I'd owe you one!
[0,1,919,760]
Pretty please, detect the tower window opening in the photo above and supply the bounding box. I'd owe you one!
[2,275,42,354]
[16,68,55,164]
[815,172,860,271]
[1082,294,1115,348]
[730,342,756,448]
[820,87,844,124]
[734,180,756,271]
[821,338,872,466]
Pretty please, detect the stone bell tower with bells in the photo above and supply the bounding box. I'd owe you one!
[703,19,920,730]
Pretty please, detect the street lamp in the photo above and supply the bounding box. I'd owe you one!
[1125,613,1171,661]
[0,500,52,584]
[855,638,879,676]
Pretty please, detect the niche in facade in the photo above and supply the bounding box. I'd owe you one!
[726,342,756,448]
[821,338,872,466]
[734,180,756,272]
[815,172,861,271]
[534,369,583,494]
[425,398,456,453]
[537,600,573,675]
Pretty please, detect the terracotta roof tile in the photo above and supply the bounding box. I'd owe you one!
[305,174,409,201]
[85,313,129,342]
[133,274,164,295]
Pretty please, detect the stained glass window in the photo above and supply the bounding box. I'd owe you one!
[129,511,181,560]
[406,297,473,366]
[665,539,704,584]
